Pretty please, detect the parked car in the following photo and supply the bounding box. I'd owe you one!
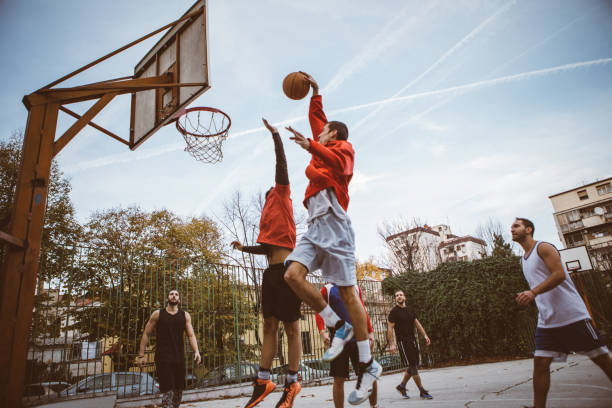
[376,354,402,372]
[271,362,328,384]
[59,372,159,398]
[196,362,259,388]
[22,382,71,404]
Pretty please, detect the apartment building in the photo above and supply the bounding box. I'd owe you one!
[549,177,612,270]
[385,224,486,271]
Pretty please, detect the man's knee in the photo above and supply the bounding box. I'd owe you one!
[284,320,300,338]
[284,262,306,285]
[337,286,358,302]
[263,318,279,335]
[533,357,552,374]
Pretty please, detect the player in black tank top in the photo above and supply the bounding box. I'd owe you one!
[137,290,201,408]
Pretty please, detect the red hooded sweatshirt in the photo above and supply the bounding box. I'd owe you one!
[303,95,354,211]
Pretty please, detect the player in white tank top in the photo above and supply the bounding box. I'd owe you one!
[511,217,611,408]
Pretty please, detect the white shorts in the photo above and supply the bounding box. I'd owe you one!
[285,211,356,286]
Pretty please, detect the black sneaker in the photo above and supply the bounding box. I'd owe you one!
[420,389,433,399]
[396,384,409,398]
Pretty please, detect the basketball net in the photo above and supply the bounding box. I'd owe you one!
[174,107,231,164]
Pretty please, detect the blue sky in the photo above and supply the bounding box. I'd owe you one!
[1,0,611,263]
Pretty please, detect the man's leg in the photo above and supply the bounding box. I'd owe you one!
[171,389,183,408]
[260,317,280,371]
[284,262,327,312]
[333,377,345,408]
[533,356,553,408]
[413,374,432,399]
[245,317,279,408]
[368,381,378,407]
[591,353,612,382]
[284,320,302,373]
[161,390,174,408]
[337,286,367,343]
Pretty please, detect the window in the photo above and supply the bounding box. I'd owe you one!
[116,373,140,386]
[596,183,611,196]
[70,342,82,360]
[567,210,581,222]
[577,189,588,200]
[301,332,312,355]
[565,232,584,246]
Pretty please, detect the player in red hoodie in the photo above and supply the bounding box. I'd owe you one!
[284,73,381,405]
[232,119,302,408]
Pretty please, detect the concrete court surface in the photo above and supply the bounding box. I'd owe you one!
[181,355,612,408]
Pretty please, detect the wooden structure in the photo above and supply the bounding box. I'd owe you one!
[0,2,209,406]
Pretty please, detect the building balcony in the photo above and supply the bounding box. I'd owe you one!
[582,215,606,228]
[588,236,612,247]
[590,240,612,250]
[560,221,584,233]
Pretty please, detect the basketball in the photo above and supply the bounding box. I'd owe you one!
[282,72,310,100]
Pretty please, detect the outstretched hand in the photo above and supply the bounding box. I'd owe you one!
[286,126,310,150]
[299,71,318,95]
[231,241,243,251]
[262,118,278,134]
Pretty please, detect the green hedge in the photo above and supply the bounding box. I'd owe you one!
[382,256,537,366]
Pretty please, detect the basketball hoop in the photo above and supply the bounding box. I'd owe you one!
[173,107,231,164]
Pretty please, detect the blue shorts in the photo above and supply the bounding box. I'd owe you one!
[535,319,609,362]
[285,211,356,286]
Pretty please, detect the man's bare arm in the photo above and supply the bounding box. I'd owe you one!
[387,321,397,353]
[137,310,159,366]
[516,243,566,306]
[415,318,431,346]
[185,312,201,364]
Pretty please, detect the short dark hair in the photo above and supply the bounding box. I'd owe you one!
[394,289,405,296]
[327,121,348,141]
[515,217,535,235]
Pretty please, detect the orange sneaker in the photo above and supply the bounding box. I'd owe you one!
[275,381,301,408]
[244,378,276,408]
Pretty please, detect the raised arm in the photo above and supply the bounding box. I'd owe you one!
[300,72,326,140]
[516,242,566,306]
[185,312,201,365]
[263,118,289,185]
[137,310,159,367]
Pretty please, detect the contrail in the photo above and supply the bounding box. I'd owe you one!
[330,58,612,116]
[66,57,612,173]
[352,0,517,131]
[322,1,439,95]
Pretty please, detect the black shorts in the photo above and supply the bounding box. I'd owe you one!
[262,263,302,322]
[535,319,609,362]
[397,338,419,375]
[330,341,359,379]
[156,360,185,392]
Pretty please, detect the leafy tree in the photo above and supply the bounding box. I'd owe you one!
[356,258,387,281]
[491,233,514,258]
[1,131,81,341]
[476,217,515,257]
[66,207,254,372]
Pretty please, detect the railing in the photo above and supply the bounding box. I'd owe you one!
[24,246,397,405]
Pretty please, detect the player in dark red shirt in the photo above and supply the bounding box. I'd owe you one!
[232,119,301,408]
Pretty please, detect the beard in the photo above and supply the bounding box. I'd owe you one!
[168,300,179,306]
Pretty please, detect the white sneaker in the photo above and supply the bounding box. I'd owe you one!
[322,321,353,362]
[348,359,382,405]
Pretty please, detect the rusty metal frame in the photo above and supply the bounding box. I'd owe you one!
[0,3,207,406]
